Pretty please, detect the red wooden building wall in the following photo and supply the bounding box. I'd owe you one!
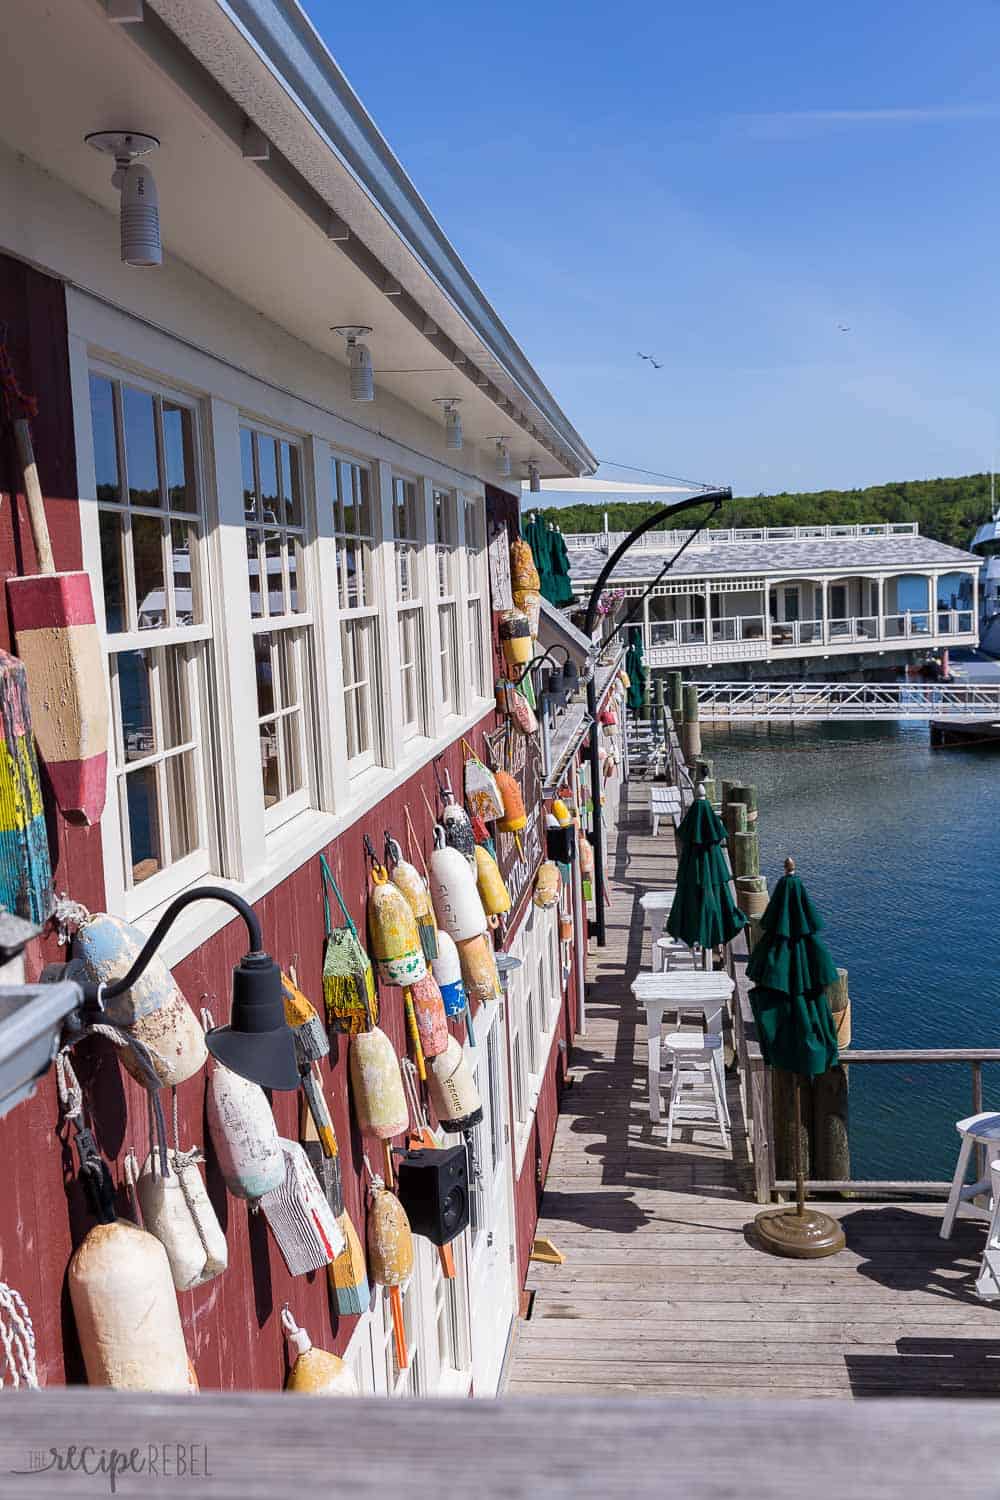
[0,252,582,1391]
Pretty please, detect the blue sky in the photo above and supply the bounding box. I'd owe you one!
[307,0,1000,501]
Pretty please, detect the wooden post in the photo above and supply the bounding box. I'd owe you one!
[720,779,738,811]
[727,783,758,824]
[724,802,747,857]
[736,874,768,917]
[732,831,760,879]
[681,683,701,761]
[812,968,851,1183]
[667,671,683,717]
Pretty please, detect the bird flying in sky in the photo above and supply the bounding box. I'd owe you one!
[637,352,663,369]
[837,324,851,333]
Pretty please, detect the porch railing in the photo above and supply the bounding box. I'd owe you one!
[563,520,921,552]
[641,609,975,658]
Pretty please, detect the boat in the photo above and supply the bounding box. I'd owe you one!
[972,475,1000,656]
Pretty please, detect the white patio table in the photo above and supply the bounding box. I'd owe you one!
[631,970,735,1125]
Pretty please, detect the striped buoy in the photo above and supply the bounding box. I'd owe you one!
[388,855,437,961]
[442,801,476,865]
[551,798,573,827]
[498,609,533,667]
[475,845,511,916]
[457,933,502,1004]
[431,930,469,1020]
[428,1035,483,1131]
[429,842,488,941]
[368,867,427,988]
[349,1027,408,1139]
[409,973,449,1058]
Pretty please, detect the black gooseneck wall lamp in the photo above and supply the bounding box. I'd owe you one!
[583,488,732,946]
[62,886,299,1091]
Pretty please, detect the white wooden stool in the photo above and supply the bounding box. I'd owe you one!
[664,1033,730,1149]
[638,889,677,965]
[653,935,695,973]
[632,971,734,1125]
[975,1160,1000,1300]
[650,785,682,837]
[940,1112,1000,1239]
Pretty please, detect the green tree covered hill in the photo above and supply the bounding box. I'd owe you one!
[537,473,995,551]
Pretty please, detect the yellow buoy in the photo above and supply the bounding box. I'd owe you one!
[282,1308,358,1395]
[475,845,511,916]
[368,866,427,987]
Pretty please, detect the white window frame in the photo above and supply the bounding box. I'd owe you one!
[68,295,495,960]
[240,420,316,834]
[82,362,215,920]
[510,902,563,1171]
[392,472,430,742]
[462,494,490,702]
[332,452,385,777]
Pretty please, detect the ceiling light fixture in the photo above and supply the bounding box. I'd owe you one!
[85,130,161,267]
[434,398,463,451]
[332,325,375,402]
[528,461,541,494]
[491,437,512,477]
[241,122,270,161]
[383,274,402,297]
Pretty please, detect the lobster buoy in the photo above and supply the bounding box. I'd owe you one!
[206,1059,284,1200]
[69,1220,192,1391]
[499,609,533,667]
[349,1027,408,1139]
[388,855,437,961]
[495,770,527,834]
[513,588,541,638]
[534,860,561,910]
[551,798,573,827]
[367,1179,414,1370]
[73,913,207,1086]
[475,845,511,917]
[428,1035,483,1131]
[442,801,476,865]
[134,1150,228,1291]
[430,930,469,1020]
[464,756,504,823]
[409,973,449,1058]
[510,537,540,594]
[282,1308,358,1395]
[457,934,502,1005]
[496,680,538,736]
[429,843,488,941]
[368,868,427,988]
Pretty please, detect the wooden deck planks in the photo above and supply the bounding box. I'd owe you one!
[506,780,1000,1399]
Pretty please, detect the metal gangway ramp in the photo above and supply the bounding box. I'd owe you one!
[689,681,1000,722]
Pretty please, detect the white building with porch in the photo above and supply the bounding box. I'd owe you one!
[564,522,981,678]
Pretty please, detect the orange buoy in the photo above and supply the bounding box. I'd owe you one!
[495,770,527,834]
[457,933,502,1005]
[367,1177,414,1370]
[409,973,449,1058]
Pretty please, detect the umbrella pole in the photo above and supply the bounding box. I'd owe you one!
[753,1069,844,1257]
[794,1073,805,1217]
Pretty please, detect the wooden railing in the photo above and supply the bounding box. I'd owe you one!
[725,930,774,1204]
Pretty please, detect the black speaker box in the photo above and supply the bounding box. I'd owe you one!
[546,824,576,863]
[395,1144,470,1246]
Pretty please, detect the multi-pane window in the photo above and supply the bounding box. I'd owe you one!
[434,488,459,716]
[89,372,212,900]
[241,426,312,827]
[393,476,426,737]
[334,457,382,772]
[463,496,489,699]
[431,1242,469,1383]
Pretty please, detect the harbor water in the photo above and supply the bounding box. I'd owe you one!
[703,720,1000,1182]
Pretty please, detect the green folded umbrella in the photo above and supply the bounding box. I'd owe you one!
[624,627,647,712]
[666,793,747,950]
[547,525,576,607]
[746,866,839,1078]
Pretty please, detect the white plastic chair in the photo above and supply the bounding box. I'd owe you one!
[940,1112,1000,1240]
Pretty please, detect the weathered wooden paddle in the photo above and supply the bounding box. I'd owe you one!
[2,349,108,825]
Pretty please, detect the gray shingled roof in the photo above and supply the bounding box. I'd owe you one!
[568,534,981,583]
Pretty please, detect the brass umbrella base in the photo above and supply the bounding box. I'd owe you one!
[754,1204,845,1259]
[753,1071,846,1259]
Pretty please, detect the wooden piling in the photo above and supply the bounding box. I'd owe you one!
[667,672,683,717]
[727,783,758,824]
[735,874,768,917]
[681,684,701,761]
[812,968,851,1183]
[732,831,760,879]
